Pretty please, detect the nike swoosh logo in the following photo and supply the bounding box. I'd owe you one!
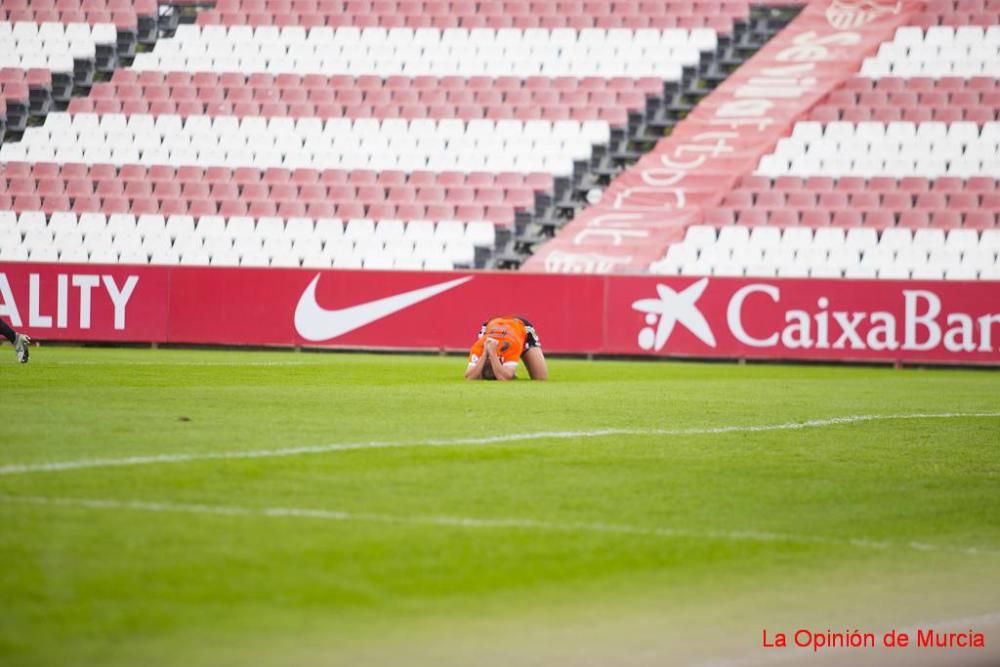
[294,274,474,342]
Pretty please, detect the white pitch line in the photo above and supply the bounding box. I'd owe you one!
[1,495,998,558]
[1,412,998,477]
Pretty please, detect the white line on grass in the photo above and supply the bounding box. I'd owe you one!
[1,412,998,477]
[1,494,997,558]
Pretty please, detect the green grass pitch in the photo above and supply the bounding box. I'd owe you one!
[1,347,998,666]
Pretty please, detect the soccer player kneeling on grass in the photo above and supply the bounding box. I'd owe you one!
[465,316,548,381]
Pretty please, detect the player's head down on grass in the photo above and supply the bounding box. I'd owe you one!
[465,316,548,381]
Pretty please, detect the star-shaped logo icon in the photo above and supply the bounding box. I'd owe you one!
[631,278,717,351]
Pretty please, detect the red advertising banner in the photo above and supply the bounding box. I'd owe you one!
[605,276,1000,364]
[0,263,170,342]
[524,0,918,274]
[3,264,999,365]
[166,267,606,351]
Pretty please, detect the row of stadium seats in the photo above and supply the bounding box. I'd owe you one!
[1,0,157,24]
[2,210,497,245]
[756,120,999,178]
[860,26,1000,77]
[839,75,999,91]
[787,119,995,142]
[129,26,713,78]
[705,174,1000,229]
[1,10,149,30]
[732,174,998,192]
[720,190,1000,209]
[649,225,1000,280]
[0,182,536,207]
[67,92,646,122]
[0,161,555,189]
[0,196,524,224]
[923,0,1000,11]
[906,10,998,28]
[71,74,655,121]
[756,157,998,179]
[203,0,753,14]
[0,177,539,201]
[164,24,715,49]
[0,160,549,221]
[164,23,717,47]
[0,210,497,269]
[62,103,630,123]
[1,241,471,270]
[809,75,1000,123]
[886,24,999,47]
[195,9,740,30]
[107,68,667,91]
[38,111,612,139]
[1,22,114,64]
[4,113,608,177]
[706,208,998,230]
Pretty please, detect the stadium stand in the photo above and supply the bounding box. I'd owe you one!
[645,15,1000,281]
[0,20,119,135]
[1,0,794,270]
[7,1,996,280]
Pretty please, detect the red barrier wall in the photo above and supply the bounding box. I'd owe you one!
[3,264,999,365]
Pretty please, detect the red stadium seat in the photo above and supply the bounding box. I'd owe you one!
[131,197,160,216]
[298,184,327,202]
[931,211,962,229]
[931,177,964,192]
[800,210,830,227]
[737,209,767,226]
[704,208,735,226]
[335,202,366,218]
[306,202,337,218]
[72,195,103,213]
[898,211,930,228]
[898,176,929,192]
[768,209,799,227]
[850,192,880,208]
[787,191,817,208]
[864,210,895,228]
[831,210,862,227]
[879,192,912,210]
[963,211,996,229]
[966,177,996,192]
[42,195,71,214]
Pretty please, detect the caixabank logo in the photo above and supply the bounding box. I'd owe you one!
[630,279,1000,358]
[631,278,717,352]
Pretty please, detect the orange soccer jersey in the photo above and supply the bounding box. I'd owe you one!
[468,317,528,366]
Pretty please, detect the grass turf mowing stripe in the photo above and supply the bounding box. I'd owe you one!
[1,411,998,477]
[2,495,999,558]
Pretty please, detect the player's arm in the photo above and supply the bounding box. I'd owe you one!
[484,338,515,381]
[522,346,548,380]
[465,348,488,380]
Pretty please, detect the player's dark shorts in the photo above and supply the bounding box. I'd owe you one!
[477,316,541,354]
